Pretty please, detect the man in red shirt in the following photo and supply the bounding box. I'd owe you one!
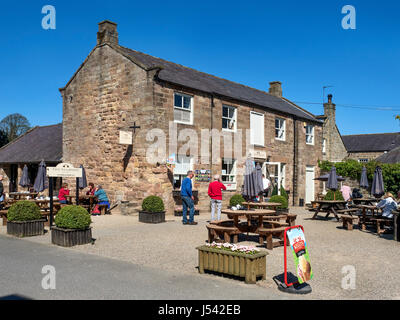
[208,174,226,221]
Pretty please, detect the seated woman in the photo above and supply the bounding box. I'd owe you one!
[92,185,110,215]
[58,183,70,204]
[86,182,95,196]
[376,192,398,219]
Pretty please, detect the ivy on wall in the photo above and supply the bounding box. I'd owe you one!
[318,159,400,195]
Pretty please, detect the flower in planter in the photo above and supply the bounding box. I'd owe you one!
[54,205,91,229]
[7,200,41,222]
[206,242,260,254]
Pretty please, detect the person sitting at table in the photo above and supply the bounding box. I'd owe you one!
[341,184,352,201]
[92,185,110,215]
[376,192,398,219]
[86,182,95,196]
[58,183,70,204]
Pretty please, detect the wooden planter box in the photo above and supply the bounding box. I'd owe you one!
[51,227,92,247]
[139,211,165,224]
[7,219,45,237]
[196,245,268,284]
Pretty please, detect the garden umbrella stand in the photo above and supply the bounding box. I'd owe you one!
[360,166,369,189]
[242,159,264,202]
[33,160,48,193]
[19,165,31,191]
[371,166,384,199]
[327,166,339,200]
[78,164,87,189]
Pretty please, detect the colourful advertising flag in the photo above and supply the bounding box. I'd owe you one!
[286,227,313,284]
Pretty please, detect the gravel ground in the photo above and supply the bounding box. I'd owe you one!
[2,207,399,300]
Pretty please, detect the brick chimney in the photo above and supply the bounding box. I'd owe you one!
[324,94,336,120]
[97,20,118,45]
[269,81,282,98]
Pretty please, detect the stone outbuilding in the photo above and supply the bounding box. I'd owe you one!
[60,20,325,213]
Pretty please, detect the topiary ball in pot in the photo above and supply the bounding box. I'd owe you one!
[269,195,288,210]
[229,194,245,207]
[323,190,344,201]
[140,196,165,223]
[54,205,92,230]
[142,196,165,213]
[7,200,41,222]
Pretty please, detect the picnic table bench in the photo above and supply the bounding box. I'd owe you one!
[340,215,359,230]
[206,223,241,243]
[257,227,287,250]
[310,200,348,221]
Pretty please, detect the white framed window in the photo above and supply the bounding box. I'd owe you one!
[250,111,264,146]
[275,118,286,141]
[359,158,369,163]
[271,163,286,188]
[222,105,237,131]
[322,138,326,154]
[305,125,314,145]
[174,92,193,124]
[222,158,236,190]
[173,155,193,189]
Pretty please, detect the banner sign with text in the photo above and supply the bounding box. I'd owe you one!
[286,227,313,284]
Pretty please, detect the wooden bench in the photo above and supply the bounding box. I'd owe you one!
[370,217,394,235]
[206,224,241,243]
[286,214,297,226]
[340,215,359,230]
[336,208,359,215]
[257,227,287,250]
[0,210,8,226]
[263,220,289,228]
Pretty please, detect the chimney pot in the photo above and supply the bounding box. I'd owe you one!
[97,20,118,45]
[328,94,333,103]
[269,81,282,98]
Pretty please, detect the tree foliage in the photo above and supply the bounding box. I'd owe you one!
[318,159,400,195]
[0,113,31,143]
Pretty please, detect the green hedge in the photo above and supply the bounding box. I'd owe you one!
[142,196,165,213]
[55,205,91,229]
[271,185,278,197]
[280,186,289,200]
[318,159,400,196]
[229,194,245,207]
[323,190,344,201]
[7,201,42,222]
[269,195,288,209]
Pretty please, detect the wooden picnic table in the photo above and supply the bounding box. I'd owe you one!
[221,209,277,233]
[352,198,379,206]
[8,192,38,200]
[242,202,282,211]
[64,194,97,213]
[356,205,381,230]
[311,200,348,221]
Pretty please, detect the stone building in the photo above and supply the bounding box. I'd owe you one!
[316,94,348,163]
[342,132,400,163]
[60,20,324,213]
[0,124,62,194]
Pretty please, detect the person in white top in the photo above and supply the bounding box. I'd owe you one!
[376,192,398,219]
[262,174,271,198]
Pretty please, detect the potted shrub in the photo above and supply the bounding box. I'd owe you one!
[7,200,45,237]
[229,194,245,208]
[139,196,165,223]
[324,190,344,201]
[51,205,92,247]
[269,195,289,213]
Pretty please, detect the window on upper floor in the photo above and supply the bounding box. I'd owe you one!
[275,118,286,141]
[306,125,314,145]
[250,111,264,146]
[222,105,237,132]
[174,92,193,124]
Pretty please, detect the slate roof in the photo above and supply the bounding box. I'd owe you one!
[375,146,400,164]
[0,124,62,164]
[116,46,321,123]
[342,132,400,153]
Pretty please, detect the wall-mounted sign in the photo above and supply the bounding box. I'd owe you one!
[119,130,133,145]
[47,163,82,178]
[286,227,313,284]
[248,149,267,159]
[195,169,211,182]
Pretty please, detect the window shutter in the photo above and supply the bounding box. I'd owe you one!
[250,112,264,146]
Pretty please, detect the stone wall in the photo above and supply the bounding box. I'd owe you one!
[347,151,384,162]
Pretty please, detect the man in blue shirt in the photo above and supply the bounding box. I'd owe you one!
[180,171,197,225]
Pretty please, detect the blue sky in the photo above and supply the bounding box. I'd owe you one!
[0,0,399,135]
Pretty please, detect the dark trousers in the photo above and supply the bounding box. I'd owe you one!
[182,196,195,223]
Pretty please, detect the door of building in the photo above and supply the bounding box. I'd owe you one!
[305,166,315,204]
[263,162,282,195]
[9,164,18,193]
